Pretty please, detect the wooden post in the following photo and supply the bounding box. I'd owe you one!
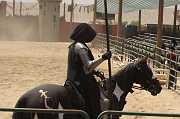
[138,10,141,33]
[118,0,124,61]
[173,5,177,36]
[157,0,164,48]
[70,0,74,23]
[63,3,66,19]
[13,0,15,16]
[93,0,97,25]
[20,1,22,16]
[118,0,123,37]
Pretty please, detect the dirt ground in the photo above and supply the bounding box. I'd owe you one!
[0,41,180,119]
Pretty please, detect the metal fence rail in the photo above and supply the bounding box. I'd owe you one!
[0,108,90,119]
[97,110,180,119]
[94,33,180,91]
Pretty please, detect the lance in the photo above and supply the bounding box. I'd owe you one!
[103,0,112,106]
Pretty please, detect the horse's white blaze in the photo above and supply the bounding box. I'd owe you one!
[113,83,124,102]
[58,102,64,119]
[34,114,38,119]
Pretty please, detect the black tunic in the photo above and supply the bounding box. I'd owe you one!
[66,42,101,119]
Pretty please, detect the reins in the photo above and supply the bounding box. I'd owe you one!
[132,85,144,90]
[94,69,151,93]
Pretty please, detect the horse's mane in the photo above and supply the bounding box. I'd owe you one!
[110,62,139,93]
[112,62,136,81]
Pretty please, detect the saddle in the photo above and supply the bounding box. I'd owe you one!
[96,72,126,112]
[64,80,85,108]
[95,71,116,111]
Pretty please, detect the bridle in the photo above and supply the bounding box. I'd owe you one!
[127,63,158,93]
[95,66,157,94]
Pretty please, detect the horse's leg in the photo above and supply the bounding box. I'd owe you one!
[111,115,120,119]
[37,113,59,119]
[110,95,123,119]
[36,112,83,119]
[12,112,35,119]
[82,78,101,119]
[63,114,83,119]
[12,96,35,119]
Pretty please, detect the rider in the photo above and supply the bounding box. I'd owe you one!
[66,23,111,119]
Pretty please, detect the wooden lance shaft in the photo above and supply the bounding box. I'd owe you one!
[103,0,112,109]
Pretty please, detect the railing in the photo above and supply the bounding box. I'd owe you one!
[2,107,180,119]
[94,33,180,91]
[0,108,90,119]
[97,110,180,119]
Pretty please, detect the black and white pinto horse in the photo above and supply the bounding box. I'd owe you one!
[12,58,162,119]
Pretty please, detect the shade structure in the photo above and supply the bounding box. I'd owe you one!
[97,0,180,13]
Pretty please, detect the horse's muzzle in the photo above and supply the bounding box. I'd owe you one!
[149,87,162,96]
[149,79,162,96]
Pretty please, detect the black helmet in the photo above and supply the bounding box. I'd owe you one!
[70,23,96,43]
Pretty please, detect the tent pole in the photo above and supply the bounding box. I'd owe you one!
[173,5,177,36]
[118,0,123,37]
[13,0,15,16]
[157,0,164,48]
[20,1,22,16]
[70,0,74,23]
[93,0,97,25]
[63,3,66,19]
[138,10,141,33]
[118,0,124,61]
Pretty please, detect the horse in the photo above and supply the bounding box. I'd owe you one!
[12,58,162,119]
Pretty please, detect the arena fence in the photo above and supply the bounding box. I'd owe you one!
[97,110,180,119]
[0,107,90,119]
[93,33,180,92]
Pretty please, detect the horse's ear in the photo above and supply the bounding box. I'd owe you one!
[139,57,148,64]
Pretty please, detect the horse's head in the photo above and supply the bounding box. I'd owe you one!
[133,58,162,96]
[107,58,162,112]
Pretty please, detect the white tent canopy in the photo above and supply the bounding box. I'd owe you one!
[97,0,180,13]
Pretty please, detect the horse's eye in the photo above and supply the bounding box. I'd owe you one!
[137,67,141,70]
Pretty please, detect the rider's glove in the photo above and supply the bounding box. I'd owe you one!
[94,70,105,80]
[102,51,111,60]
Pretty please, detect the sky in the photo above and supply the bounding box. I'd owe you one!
[0,0,94,4]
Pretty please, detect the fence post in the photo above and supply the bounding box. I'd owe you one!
[153,45,156,68]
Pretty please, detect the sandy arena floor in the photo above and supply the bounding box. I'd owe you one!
[0,41,180,119]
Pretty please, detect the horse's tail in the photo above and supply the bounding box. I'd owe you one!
[12,96,34,119]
